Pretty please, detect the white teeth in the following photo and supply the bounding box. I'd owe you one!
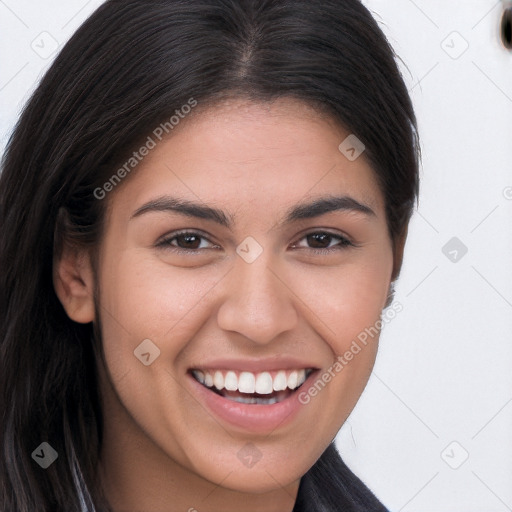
[229,395,278,405]
[273,370,288,391]
[193,368,312,394]
[287,370,298,390]
[238,372,255,393]
[255,372,273,394]
[193,370,205,385]
[204,372,213,387]
[224,371,238,391]
[213,370,224,391]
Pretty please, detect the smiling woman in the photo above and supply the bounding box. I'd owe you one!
[0,1,419,512]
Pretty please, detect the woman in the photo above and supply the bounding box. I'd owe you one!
[0,1,420,510]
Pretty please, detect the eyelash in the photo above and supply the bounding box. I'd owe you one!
[156,229,355,254]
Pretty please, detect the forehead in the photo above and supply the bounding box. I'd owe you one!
[106,97,384,222]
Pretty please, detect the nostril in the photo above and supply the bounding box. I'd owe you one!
[501,7,512,49]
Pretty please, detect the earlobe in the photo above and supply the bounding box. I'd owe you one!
[53,245,96,324]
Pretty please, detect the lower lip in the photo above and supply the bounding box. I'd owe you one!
[188,372,316,433]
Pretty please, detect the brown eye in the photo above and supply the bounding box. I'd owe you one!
[157,231,218,252]
[174,234,202,249]
[292,231,353,252]
[307,233,335,249]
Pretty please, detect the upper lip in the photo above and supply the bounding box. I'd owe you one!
[189,357,321,373]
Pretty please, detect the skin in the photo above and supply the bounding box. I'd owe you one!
[54,97,403,512]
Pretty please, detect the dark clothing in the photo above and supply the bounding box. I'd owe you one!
[292,444,389,512]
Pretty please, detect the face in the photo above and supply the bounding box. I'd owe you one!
[61,98,395,503]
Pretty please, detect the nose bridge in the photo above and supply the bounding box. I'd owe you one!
[216,248,298,344]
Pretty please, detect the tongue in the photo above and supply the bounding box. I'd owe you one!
[219,388,293,401]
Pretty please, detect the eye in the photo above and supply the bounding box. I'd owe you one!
[156,230,220,252]
[156,229,353,255]
[291,231,354,253]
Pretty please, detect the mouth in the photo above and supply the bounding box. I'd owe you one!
[189,368,315,405]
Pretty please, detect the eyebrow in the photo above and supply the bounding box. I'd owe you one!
[130,195,375,227]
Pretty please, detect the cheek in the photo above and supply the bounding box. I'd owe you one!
[295,258,392,349]
[97,250,223,367]
[290,251,392,415]
[95,250,228,445]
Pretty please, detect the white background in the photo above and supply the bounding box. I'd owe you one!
[1,1,512,511]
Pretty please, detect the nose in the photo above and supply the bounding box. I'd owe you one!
[216,252,298,345]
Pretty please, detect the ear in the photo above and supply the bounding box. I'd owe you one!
[53,243,96,324]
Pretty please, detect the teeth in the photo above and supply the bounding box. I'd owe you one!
[287,371,298,389]
[193,370,205,385]
[238,372,255,393]
[192,368,311,394]
[204,372,213,387]
[224,371,238,391]
[273,371,288,391]
[213,370,224,391]
[255,372,273,394]
[229,395,279,405]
